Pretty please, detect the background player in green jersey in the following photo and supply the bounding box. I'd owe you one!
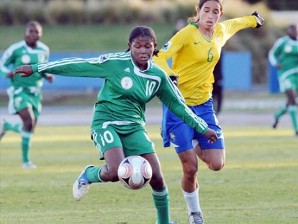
[0,21,53,169]
[269,24,298,137]
[13,26,218,224]
[154,0,264,223]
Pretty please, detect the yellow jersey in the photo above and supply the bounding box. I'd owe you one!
[154,16,257,106]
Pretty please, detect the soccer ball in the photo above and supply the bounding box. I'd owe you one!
[117,156,152,190]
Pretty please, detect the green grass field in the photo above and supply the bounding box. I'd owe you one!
[0,124,297,224]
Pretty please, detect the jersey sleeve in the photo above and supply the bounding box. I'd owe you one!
[268,38,284,66]
[0,46,15,76]
[32,55,111,78]
[156,72,208,134]
[153,30,186,76]
[41,45,51,78]
[220,15,257,42]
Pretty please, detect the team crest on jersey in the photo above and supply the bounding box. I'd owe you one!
[98,54,110,63]
[121,76,133,90]
[162,41,172,51]
[285,45,292,53]
[21,55,30,64]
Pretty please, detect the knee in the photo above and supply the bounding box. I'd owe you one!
[208,160,224,171]
[183,163,198,177]
[150,169,166,190]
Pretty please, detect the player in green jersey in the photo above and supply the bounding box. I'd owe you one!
[154,0,264,223]
[13,26,218,224]
[269,24,298,137]
[0,21,53,169]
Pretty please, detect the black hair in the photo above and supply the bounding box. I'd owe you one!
[127,26,159,56]
[25,20,43,35]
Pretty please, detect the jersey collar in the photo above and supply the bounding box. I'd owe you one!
[189,21,198,29]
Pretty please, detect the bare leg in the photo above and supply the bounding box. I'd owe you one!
[195,144,225,171]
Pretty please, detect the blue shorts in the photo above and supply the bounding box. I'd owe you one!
[161,98,225,153]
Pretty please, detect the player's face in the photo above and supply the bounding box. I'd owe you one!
[25,24,42,47]
[288,25,298,40]
[198,0,222,30]
[129,36,156,71]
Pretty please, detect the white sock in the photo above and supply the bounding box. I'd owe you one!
[183,188,201,214]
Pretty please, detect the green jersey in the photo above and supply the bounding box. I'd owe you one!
[269,36,298,78]
[0,40,50,89]
[32,52,208,134]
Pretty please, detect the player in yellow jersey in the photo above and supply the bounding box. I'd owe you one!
[153,0,264,223]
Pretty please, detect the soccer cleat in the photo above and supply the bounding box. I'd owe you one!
[295,131,298,137]
[272,118,279,129]
[189,212,204,224]
[73,165,93,201]
[22,162,37,169]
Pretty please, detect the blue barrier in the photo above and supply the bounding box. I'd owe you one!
[222,51,252,90]
[268,63,280,93]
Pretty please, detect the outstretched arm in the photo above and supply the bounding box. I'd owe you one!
[13,57,109,79]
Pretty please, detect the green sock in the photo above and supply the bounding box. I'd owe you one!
[21,130,32,163]
[4,121,21,133]
[152,187,170,224]
[86,166,103,183]
[288,105,298,132]
[274,105,288,120]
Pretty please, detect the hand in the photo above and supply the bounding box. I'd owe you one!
[204,128,218,143]
[252,11,264,28]
[13,65,34,77]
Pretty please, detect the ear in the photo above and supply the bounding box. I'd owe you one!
[128,42,131,50]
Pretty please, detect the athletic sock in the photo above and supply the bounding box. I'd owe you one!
[21,130,32,163]
[86,166,104,183]
[4,121,21,133]
[288,105,298,133]
[152,186,170,224]
[274,105,287,120]
[183,188,201,214]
